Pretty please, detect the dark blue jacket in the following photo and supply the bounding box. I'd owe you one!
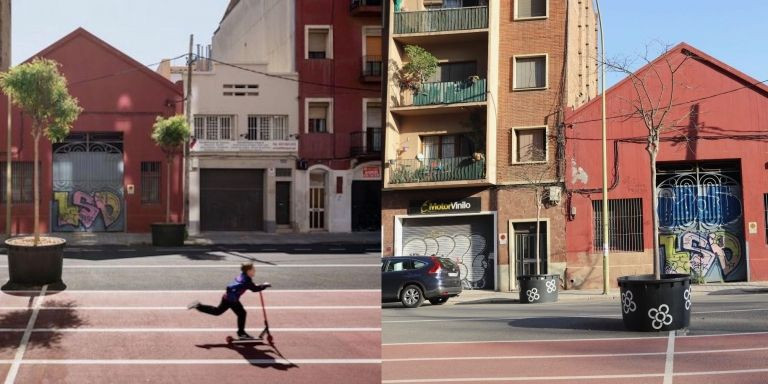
[224,273,266,302]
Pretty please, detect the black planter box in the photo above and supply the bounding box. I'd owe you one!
[151,223,186,247]
[518,274,559,303]
[617,274,691,332]
[5,238,65,286]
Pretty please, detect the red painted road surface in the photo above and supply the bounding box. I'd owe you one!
[382,333,768,383]
[0,289,381,384]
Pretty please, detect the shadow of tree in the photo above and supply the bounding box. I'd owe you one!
[0,299,88,352]
[195,341,298,370]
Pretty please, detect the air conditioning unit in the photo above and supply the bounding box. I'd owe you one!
[547,186,562,205]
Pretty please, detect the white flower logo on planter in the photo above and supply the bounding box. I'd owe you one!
[621,290,637,314]
[526,288,540,302]
[545,279,557,294]
[684,287,691,310]
[648,304,674,330]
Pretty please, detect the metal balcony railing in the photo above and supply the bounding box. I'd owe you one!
[388,156,485,184]
[394,6,488,35]
[350,128,382,157]
[362,55,383,78]
[399,78,486,107]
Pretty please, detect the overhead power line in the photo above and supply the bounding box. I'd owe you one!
[68,53,189,86]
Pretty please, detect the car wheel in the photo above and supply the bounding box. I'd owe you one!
[400,285,424,308]
[428,297,448,305]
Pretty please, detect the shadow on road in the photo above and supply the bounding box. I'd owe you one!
[708,288,768,296]
[508,316,625,332]
[196,341,298,370]
[0,298,88,351]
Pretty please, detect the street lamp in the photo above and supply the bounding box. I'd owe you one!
[595,0,610,295]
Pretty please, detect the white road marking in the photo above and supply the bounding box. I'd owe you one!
[17,327,381,333]
[0,306,380,311]
[21,358,380,365]
[383,314,620,324]
[0,264,378,269]
[384,345,768,362]
[4,284,47,384]
[663,331,675,384]
[0,289,379,293]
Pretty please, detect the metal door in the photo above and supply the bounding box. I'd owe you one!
[200,169,264,231]
[351,180,381,232]
[401,214,494,290]
[52,134,125,232]
[276,181,291,226]
[512,222,548,276]
[657,162,745,282]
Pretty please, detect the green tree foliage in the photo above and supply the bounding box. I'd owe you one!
[151,115,190,223]
[0,58,82,245]
[399,45,439,92]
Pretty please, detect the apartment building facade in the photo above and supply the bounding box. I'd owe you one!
[185,0,301,233]
[295,0,384,232]
[381,0,597,291]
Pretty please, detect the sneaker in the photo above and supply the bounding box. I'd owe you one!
[237,331,254,340]
[186,301,200,310]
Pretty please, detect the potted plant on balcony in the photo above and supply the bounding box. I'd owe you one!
[396,45,438,105]
[512,148,559,304]
[462,110,486,163]
[150,115,190,247]
[609,46,692,332]
[0,58,82,287]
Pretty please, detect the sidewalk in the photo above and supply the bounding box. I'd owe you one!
[450,281,768,305]
[2,231,382,247]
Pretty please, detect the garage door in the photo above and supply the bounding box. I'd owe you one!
[200,169,264,231]
[401,214,494,290]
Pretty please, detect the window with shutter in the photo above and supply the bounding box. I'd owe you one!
[308,29,329,59]
[308,102,329,133]
[516,0,547,19]
[514,128,546,162]
[514,56,546,89]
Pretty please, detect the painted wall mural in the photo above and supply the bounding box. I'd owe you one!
[657,169,746,282]
[53,190,123,231]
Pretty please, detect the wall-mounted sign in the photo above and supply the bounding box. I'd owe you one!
[362,166,381,179]
[749,221,758,234]
[408,197,481,215]
[191,140,298,153]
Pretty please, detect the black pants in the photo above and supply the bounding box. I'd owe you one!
[197,298,246,334]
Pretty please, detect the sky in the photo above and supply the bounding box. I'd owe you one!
[10,1,768,87]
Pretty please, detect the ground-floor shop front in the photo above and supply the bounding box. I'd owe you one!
[189,158,382,234]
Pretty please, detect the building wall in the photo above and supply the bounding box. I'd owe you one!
[0,29,183,234]
[565,44,768,288]
[295,0,382,232]
[213,0,295,72]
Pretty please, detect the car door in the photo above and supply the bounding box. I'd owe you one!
[382,258,419,300]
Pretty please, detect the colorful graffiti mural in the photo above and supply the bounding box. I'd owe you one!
[53,190,123,231]
[657,167,745,282]
[402,232,491,289]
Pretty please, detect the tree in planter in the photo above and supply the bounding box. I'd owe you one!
[396,45,438,104]
[0,58,82,246]
[605,45,693,280]
[151,115,190,224]
[511,147,555,276]
[461,109,486,161]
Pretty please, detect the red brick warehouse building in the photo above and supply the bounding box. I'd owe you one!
[0,28,184,234]
[565,43,768,288]
[295,0,383,232]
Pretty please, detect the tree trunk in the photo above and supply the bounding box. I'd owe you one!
[33,130,40,246]
[649,146,661,280]
[535,190,541,275]
[166,157,172,223]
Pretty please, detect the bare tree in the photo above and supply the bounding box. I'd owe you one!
[511,147,556,275]
[603,43,693,280]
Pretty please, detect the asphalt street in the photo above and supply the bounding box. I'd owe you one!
[383,290,768,343]
[0,244,381,384]
[0,245,380,290]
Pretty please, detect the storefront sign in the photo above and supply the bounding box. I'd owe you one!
[362,166,381,179]
[192,140,298,153]
[408,197,481,215]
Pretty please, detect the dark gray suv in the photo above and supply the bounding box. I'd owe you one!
[381,256,462,308]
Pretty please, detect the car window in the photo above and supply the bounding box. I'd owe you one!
[439,258,457,269]
[385,259,427,272]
